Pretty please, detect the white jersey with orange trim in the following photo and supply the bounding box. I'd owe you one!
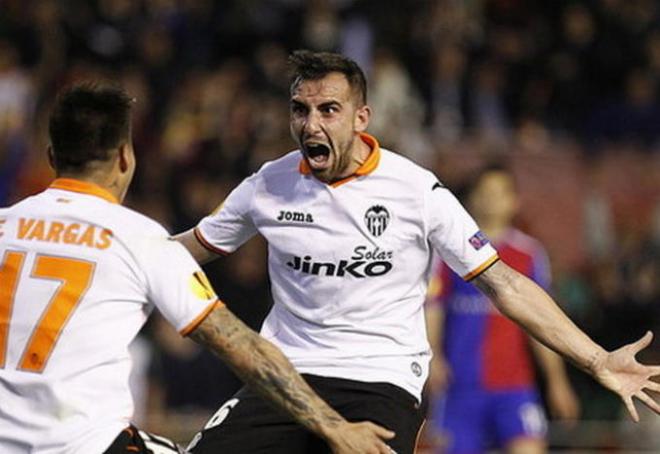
[0,179,219,454]
[197,134,498,400]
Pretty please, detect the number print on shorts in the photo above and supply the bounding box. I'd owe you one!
[139,430,182,454]
[0,251,96,372]
[519,402,547,436]
[187,398,241,451]
[205,397,240,429]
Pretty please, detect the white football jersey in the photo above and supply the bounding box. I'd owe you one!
[197,134,497,400]
[0,179,219,453]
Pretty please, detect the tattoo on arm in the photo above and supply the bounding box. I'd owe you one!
[190,307,343,436]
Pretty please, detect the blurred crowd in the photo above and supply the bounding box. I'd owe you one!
[0,0,659,444]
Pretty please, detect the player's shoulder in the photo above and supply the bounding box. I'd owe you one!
[2,192,42,213]
[378,148,439,187]
[254,150,301,178]
[107,204,169,237]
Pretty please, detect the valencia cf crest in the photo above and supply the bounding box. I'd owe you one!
[364,205,390,237]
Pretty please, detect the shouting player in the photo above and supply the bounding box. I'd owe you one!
[0,84,395,454]
[176,50,660,454]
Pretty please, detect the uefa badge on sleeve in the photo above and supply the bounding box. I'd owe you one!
[189,271,216,300]
[468,231,490,250]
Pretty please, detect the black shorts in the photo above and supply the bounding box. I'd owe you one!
[187,374,425,454]
[104,425,184,454]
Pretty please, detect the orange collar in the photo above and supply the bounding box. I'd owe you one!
[298,132,381,187]
[49,178,119,204]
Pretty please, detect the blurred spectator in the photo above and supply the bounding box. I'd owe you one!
[428,42,467,144]
[586,67,660,147]
[368,48,431,164]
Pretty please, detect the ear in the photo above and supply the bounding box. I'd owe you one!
[117,143,130,173]
[354,104,371,133]
[47,146,56,170]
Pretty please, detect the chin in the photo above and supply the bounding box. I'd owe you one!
[311,168,332,181]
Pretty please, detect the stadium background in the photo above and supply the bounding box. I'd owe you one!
[0,0,658,451]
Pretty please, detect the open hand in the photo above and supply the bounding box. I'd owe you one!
[325,421,396,454]
[592,331,660,422]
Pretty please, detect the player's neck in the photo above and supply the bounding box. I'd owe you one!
[56,167,127,204]
[337,136,371,181]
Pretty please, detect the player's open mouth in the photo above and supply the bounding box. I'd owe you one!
[304,143,331,168]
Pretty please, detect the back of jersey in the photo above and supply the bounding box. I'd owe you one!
[1,181,164,453]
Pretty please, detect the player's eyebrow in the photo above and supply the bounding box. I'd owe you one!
[317,101,342,110]
[290,100,307,109]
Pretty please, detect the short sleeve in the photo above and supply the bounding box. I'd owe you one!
[139,237,222,335]
[425,183,498,280]
[196,174,259,254]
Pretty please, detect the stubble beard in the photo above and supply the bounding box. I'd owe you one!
[313,138,355,183]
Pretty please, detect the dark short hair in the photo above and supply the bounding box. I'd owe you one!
[288,50,367,105]
[49,83,134,172]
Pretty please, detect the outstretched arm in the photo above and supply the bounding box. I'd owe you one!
[189,305,395,454]
[473,260,660,422]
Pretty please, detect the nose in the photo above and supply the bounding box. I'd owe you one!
[303,110,322,136]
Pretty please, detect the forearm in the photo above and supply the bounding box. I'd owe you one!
[173,229,218,264]
[190,306,345,439]
[474,261,607,375]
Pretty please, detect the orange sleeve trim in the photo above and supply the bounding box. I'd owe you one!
[463,254,500,281]
[49,178,118,204]
[180,299,225,337]
[193,227,230,256]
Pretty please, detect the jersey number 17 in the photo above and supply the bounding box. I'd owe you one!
[0,250,95,372]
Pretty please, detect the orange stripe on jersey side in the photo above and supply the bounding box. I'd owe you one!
[194,228,230,256]
[0,251,26,368]
[18,256,95,372]
[180,299,225,337]
[49,178,119,204]
[463,254,500,281]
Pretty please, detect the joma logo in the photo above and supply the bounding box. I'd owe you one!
[277,210,314,223]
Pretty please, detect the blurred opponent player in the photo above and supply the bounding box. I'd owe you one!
[0,84,394,454]
[176,50,660,454]
[426,164,580,453]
